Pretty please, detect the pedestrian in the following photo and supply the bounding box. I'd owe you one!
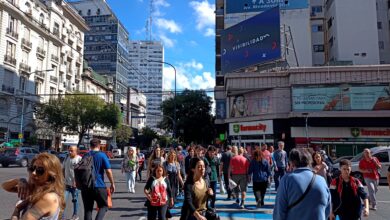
[81,138,115,220]
[248,150,271,208]
[185,146,196,176]
[273,141,289,191]
[136,148,145,181]
[312,151,329,181]
[180,157,214,220]
[204,146,220,208]
[147,146,165,178]
[261,144,272,166]
[329,159,369,220]
[144,164,174,220]
[228,146,250,209]
[220,145,234,199]
[273,148,331,220]
[163,151,184,202]
[2,153,65,220]
[358,148,381,210]
[176,145,186,180]
[63,145,82,220]
[122,147,138,193]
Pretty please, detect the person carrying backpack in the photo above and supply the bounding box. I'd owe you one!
[144,164,174,220]
[330,159,369,220]
[76,138,115,220]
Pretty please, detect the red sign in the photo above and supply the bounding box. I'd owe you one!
[361,129,390,136]
[240,123,267,132]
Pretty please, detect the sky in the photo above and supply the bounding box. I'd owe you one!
[106,0,216,94]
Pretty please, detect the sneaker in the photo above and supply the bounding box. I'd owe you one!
[256,200,262,208]
[235,198,240,204]
[370,205,377,210]
[239,201,245,209]
[71,215,79,220]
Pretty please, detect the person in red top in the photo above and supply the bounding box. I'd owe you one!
[358,148,382,210]
[228,146,250,209]
[261,144,272,166]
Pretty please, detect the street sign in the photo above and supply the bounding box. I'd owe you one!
[219,133,225,141]
[18,133,23,139]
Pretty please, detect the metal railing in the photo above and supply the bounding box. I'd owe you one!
[6,28,18,39]
[51,54,59,62]
[19,63,31,73]
[4,55,16,66]
[36,47,46,57]
[1,85,15,94]
[35,71,45,79]
[21,38,32,49]
[49,76,58,83]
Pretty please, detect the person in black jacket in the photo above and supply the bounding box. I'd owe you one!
[180,157,213,220]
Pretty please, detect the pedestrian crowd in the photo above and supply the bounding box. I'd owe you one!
[0,138,388,220]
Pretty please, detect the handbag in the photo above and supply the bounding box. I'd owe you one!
[228,179,237,191]
[287,173,316,210]
[205,208,220,220]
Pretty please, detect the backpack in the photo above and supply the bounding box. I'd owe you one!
[74,153,96,190]
[150,178,168,206]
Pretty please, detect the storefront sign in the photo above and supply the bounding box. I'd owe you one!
[229,120,273,135]
[292,126,390,138]
[352,128,390,137]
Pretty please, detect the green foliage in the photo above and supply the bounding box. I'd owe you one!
[38,93,121,146]
[160,89,215,144]
[138,126,158,148]
[115,125,133,146]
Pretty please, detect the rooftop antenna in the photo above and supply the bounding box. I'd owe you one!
[145,0,154,41]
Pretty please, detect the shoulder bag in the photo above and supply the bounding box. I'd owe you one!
[287,172,316,210]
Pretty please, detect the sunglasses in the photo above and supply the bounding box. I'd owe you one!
[27,165,45,176]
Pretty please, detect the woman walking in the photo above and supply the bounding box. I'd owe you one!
[122,147,138,193]
[164,151,184,202]
[180,157,214,220]
[148,146,166,178]
[312,151,329,182]
[144,164,174,220]
[248,150,271,208]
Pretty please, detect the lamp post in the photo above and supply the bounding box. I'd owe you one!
[302,113,309,148]
[18,69,53,142]
[145,60,177,140]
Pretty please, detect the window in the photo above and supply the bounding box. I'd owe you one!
[377,22,382,29]
[23,27,30,41]
[0,99,9,116]
[78,10,82,15]
[97,8,101,15]
[39,13,44,24]
[6,41,16,58]
[361,53,367,57]
[87,9,91,15]
[8,15,17,32]
[37,58,43,71]
[327,18,333,28]
[53,22,59,36]
[312,25,323,32]
[311,6,322,14]
[379,41,385,50]
[374,151,389,163]
[35,82,40,95]
[19,76,27,91]
[22,50,29,64]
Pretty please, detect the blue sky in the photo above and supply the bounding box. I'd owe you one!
[106,0,215,93]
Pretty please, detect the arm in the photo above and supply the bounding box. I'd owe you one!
[105,169,115,193]
[177,163,184,186]
[21,193,58,220]
[165,178,174,208]
[144,177,153,201]
[373,157,381,169]
[357,180,369,216]
[2,178,29,200]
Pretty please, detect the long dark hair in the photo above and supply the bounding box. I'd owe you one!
[185,157,202,184]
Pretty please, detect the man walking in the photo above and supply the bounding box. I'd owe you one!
[273,148,331,220]
[63,145,82,220]
[81,138,115,220]
[220,145,234,199]
[273,141,288,191]
[359,148,381,210]
[228,146,250,208]
[136,148,145,181]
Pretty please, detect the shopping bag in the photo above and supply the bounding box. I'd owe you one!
[228,179,237,191]
[219,178,226,194]
[96,188,113,210]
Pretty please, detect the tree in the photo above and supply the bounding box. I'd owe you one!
[115,125,133,147]
[137,126,158,149]
[160,89,215,144]
[38,93,121,146]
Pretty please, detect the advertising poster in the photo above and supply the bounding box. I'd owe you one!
[221,7,281,73]
[230,90,273,118]
[225,0,309,14]
[292,85,390,111]
[216,100,226,119]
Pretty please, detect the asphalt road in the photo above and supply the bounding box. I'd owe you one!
[0,161,389,220]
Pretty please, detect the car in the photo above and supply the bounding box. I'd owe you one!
[112,148,122,158]
[104,151,114,159]
[332,155,354,164]
[333,146,390,184]
[0,147,40,167]
[57,151,69,163]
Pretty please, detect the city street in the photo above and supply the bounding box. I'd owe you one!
[0,162,389,220]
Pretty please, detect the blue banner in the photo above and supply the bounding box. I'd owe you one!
[226,0,309,14]
[221,7,281,73]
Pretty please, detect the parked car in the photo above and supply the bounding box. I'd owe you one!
[333,146,390,184]
[332,155,354,164]
[112,148,122,158]
[104,151,114,159]
[57,151,69,163]
[0,147,40,167]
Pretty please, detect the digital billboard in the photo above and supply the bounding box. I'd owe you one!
[216,100,226,119]
[292,85,390,111]
[221,7,281,74]
[230,90,273,118]
[226,0,309,14]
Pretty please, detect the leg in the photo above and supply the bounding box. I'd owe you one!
[148,205,157,220]
[252,182,261,204]
[157,205,167,220]
[72,188,80,217]
[63,187,70,219]
[130,171,136,192]
[274,169,281,191]
[94,188,108,220]
[126,172,131,192]
[259,182,268,206]
[81,189,94,220]
[223,173,231,199]
[210,181,217,208]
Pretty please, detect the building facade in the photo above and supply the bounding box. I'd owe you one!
[128,40,163,130]
[68,0,130,106]
[0,0,87,146]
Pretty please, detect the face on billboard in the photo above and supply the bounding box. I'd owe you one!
[230,90,272,118]
[221,7,281,73]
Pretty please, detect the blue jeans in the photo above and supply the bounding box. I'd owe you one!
[209,181,217,208]
[274,167,286,191]
[65,185,80,216]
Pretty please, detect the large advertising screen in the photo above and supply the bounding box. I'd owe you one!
[221,7,281,74]
[216,100,226,119]
[292,85,390,111]
[226,0,309,14]
[230,90,273,118]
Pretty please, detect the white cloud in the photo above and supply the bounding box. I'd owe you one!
[189,0,215,36]
[152,0,170,17]
[159,34,175,48]
[191,72,214,90]
[189,40,198,46]
[184,60,203,71]
[163,66,191,91]
[204,28,214,37]
[155,18,182,34]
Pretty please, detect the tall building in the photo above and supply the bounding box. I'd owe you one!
[68,0,130,106]
[128,40,163,130]
[0,0,88,146]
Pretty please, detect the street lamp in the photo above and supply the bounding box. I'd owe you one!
[145,59,177,140]
[302,112,309,148]
[18,69,53,142]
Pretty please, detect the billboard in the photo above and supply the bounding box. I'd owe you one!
[221,7,281,74]
[230,90,273,118]
[229,120,273,136]
[216,100,226,119]
[292,85,390,111]
[225,0,309,14]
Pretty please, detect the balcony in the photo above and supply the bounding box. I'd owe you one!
[59,64,66,73]
[1,85,15,94]
[76,39,83,50]
[19,63,31,74]
[6,0,18,7]
[76,56,82,65]
[36,47,46,59]
[53,29,60,38]
[66,68,73,77]
[6,28,18,39]
[4,55,16,66]
[49,76,58,83]
[34,71,45,81]
[51,54,59,63]
[68,51,74,59]
[21,38,32,50]
[75,74,81,82]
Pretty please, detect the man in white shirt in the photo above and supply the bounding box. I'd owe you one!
[63,145,82,220]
